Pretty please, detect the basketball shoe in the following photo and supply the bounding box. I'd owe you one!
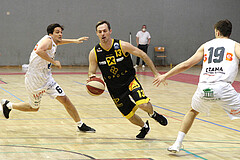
[1,99,11,119]
[149,111,168,126]
[136,120,150,139]
[167,144,183,153]
[77,123,96,133]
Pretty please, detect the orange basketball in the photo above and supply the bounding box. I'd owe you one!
[86,77,105,96]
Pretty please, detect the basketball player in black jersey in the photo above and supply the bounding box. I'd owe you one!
[88,20,168,139]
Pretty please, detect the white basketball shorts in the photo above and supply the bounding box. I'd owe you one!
[25,76,65,108]
[192,82,240,120]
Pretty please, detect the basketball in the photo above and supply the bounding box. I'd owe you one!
[86,77,105,96]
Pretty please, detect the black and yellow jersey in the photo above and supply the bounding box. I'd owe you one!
[94,39,136,89]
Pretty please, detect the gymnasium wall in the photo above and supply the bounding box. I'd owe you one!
[0,0,240,66]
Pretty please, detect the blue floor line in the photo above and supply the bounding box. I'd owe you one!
[0,86,24,102]
[195,117,240,132]
[153,104,240,132]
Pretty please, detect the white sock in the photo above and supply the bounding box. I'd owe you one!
[174,131,185,146]
[77,121,83,127]
[143,122,148,128]
[7,102,13,109]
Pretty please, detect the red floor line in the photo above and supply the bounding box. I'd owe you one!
[0,72,102,75]
[0,81,6,84]
[163,114,182,122]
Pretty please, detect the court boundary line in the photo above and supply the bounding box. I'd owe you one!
[0,86,24,102]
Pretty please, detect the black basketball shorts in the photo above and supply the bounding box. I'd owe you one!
[109,77,150,119]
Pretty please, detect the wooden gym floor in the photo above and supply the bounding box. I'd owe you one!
[0,66,240,160]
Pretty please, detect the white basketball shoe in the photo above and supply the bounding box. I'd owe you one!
[167,144,183,153]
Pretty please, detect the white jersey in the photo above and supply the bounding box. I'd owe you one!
[199,38,238,84]
[25,35,57,91]
[136,31,151,45]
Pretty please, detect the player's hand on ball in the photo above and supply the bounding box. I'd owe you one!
[87,74,96,82]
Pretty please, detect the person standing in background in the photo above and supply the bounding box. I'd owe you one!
[134,25,151,70]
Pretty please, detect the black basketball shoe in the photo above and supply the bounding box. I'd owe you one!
[136,120,150,139]
[150,111,168,126]
[1,99,11,119]
[78,123,96,133]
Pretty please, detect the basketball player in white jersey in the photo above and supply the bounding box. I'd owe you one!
[1,23,96,133]
[153,19,240,152]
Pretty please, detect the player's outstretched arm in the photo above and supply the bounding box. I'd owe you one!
[235,42,240,59]
[58,37,89,45]
[153,44,204,87]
